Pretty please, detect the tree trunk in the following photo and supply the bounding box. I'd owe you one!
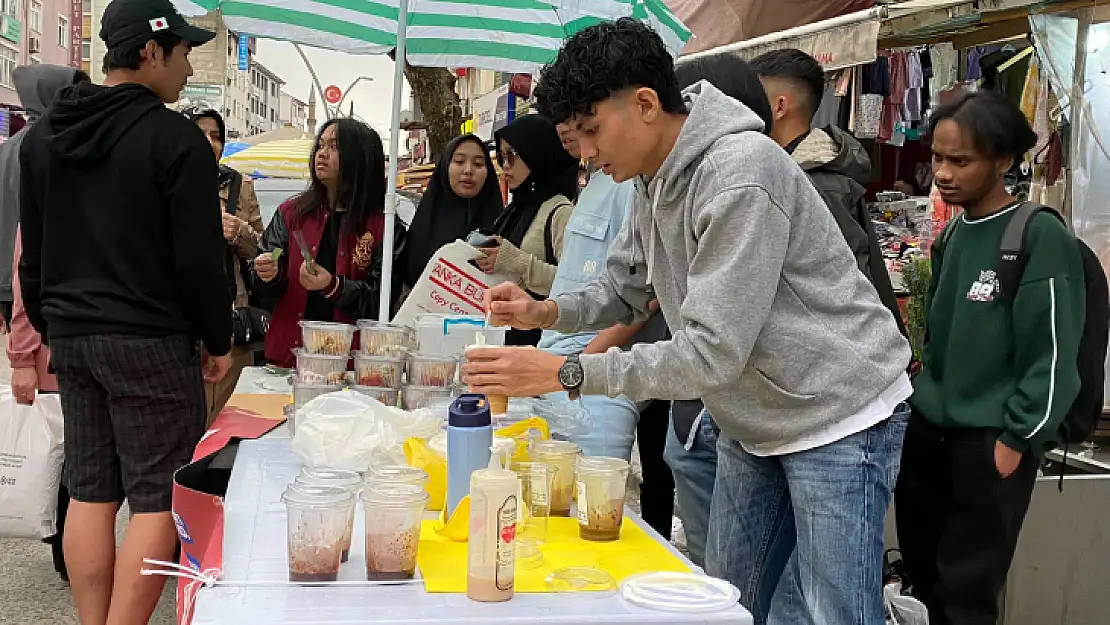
[402,65,462,160]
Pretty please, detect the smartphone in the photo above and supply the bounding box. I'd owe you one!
[466,230,501,248]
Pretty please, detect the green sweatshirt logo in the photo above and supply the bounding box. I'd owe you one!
[967,269,1000,302]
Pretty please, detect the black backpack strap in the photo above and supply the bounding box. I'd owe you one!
[226,172,243,216]
[543,201,567,266]
[996,202,1064,303]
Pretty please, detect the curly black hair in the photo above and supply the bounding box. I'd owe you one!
[534,18,684,123]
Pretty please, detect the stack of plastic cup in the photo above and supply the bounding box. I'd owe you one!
[361,483,429,581]
[295,468,362,562]
[281,484,354,583]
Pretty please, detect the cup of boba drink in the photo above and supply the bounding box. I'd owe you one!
[295,468,362,562]
[574,456,631,542]
[361,483,429,581]
[282,484,355,583]
[528,440,580,517]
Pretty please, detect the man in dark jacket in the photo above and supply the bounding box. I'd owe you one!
[17,0,230,621]
[0,65,88,327]
[753,49,906,336]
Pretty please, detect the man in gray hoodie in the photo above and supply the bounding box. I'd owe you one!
[464,19,911,625]
[0,65,88,327]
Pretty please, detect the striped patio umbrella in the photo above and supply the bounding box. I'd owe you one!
[172,0,690,320]
[221,139,314,180]
[173,0,690,70]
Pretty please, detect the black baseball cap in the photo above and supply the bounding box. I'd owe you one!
[100,0,215,50]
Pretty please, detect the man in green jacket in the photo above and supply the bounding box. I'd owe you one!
[896,90,1085,625]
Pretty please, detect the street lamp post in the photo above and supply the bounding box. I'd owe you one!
[335,75,374,117]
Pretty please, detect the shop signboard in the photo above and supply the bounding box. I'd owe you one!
[237,35,249,71]
[70,0,83,68]
[472,83,511,141]
[0,16,21,44]
[175,84,225,116]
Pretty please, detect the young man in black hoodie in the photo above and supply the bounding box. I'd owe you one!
[753,49,906,336]
[17,0,230,621]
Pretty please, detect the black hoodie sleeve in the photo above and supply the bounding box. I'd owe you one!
[17,136,47,338]
[166,140,232,357]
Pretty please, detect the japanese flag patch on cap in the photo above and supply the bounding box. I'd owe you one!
[150,17,169,32]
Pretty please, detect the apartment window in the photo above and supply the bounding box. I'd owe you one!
[1,0,19,17]
[29,1,42,33]
[271,84,276,97]
[82,0,90,12]
[0,46,15,88]
[81,37,90,61]
[58,16,68,48]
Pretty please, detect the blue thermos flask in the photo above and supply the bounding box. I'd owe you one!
[445,394,493,518]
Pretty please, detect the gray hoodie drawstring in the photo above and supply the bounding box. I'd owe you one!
[646,177,663,286]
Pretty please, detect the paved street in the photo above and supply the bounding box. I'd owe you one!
[0,341,176,625]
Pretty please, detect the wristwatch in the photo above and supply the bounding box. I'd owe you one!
[558,354,585,400]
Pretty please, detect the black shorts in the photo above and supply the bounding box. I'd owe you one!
[50,334,206,514]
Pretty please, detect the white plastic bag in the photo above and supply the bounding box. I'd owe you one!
[391,241,516,327]
[291,391,445,471]
[885,582,929,625]
[0,388,64,539]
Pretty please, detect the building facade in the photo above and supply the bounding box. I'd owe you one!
[1,0,83,106]
[279,91,306,130]
[247,59,282,136]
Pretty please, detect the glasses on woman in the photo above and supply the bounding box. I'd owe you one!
[498,146,518,169]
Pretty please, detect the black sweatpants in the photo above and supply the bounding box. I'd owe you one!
[637,400,676,537]
[894,412,1038,625]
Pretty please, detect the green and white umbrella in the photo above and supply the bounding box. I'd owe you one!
[171,0,691,319]
[175,0,689,68]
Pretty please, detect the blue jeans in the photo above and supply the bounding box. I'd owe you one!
[546,391,640,461]
[663,409,718,569]
[707,405,909,625]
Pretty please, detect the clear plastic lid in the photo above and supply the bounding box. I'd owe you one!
[362,482,429,507]
[407,352,461,364]
[296,468,363,490]
[356,320,413,333]
[291,348,350,361]
[282,483,355,508]
[299,321,355,330]
[575,456,630,476]
[367,464,428,485]
[618,572,741,613]
[545,567,617,595]
[531,439,581,458]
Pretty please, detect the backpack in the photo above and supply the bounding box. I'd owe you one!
[936,202,1110,451]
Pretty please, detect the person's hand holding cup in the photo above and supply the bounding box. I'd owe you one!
[483,282,557,330]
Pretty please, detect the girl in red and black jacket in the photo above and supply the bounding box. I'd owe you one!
[252,118,406,368]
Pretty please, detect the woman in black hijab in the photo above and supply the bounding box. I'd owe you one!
[404,134,503,287]
[475,114,578,345]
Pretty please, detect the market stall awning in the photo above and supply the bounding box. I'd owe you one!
[221,139,314,179]
[676,0,972,70]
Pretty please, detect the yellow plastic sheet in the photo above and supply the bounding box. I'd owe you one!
[404,438,446,511]
[404,417,551,520]
[495,417,551,464]
[417,517,691,593]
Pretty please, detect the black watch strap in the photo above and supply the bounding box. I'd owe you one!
[560,354,584,400]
